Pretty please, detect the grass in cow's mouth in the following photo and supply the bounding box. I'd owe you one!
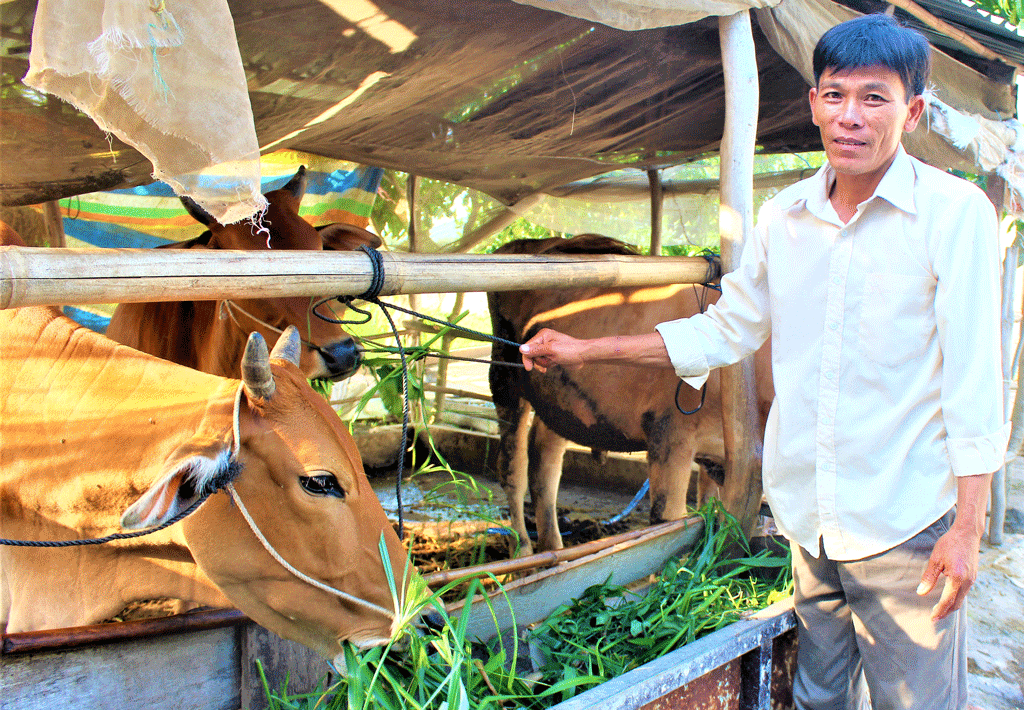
[309,377,334,400]
[260,501,793,710]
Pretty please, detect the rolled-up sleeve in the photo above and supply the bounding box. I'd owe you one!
[932,191,1011,477]
[656,318,712,387]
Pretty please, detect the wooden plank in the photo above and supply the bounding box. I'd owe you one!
[717,11,764,539]
[240,625,335,709]
[1,608,246,656]
[447,516,705,641]
[0,626,240,710]
[0,248,718,309]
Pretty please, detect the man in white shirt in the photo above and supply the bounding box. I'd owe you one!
[519,14,1009,710]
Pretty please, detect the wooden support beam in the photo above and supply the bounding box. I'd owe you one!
[717,11,764,539]
[887,0,1023,75]
[0,248,719,309]
[648,168,663,256]
[443,194,544,253]
[40,201,65,248]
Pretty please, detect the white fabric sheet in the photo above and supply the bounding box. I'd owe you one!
[23,0,265,225]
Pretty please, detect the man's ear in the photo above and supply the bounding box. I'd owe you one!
[904,94,926,133]
[808,86,820,126]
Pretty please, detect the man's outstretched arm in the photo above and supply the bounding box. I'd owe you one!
[520,329,673,372]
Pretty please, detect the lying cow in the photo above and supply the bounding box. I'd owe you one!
[488,235,772,555]
[0,298,420,657]
[106,166,381,380]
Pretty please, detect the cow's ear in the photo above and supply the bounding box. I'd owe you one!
[120,449,231,529]
[318,223,383,251]
[180,195,217,226]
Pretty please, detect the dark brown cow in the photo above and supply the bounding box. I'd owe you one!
[106,166,382,380]
[488,235,772,555]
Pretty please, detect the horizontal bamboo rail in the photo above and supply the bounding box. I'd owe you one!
[421,517,698,587]
[0,247,718,309]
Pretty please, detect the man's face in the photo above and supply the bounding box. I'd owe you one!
[809,65,925,183]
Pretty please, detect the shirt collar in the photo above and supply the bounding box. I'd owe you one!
[778,145,918,218]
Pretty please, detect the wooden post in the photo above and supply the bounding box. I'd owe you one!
[648,169,663,256]
[991,174,1013,545]
[432,291,465,420]
[717,11,763,538]
[40,201,65,248]
[986,175,1009,545]
[405,174,423,428]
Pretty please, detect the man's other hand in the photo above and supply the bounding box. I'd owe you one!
[916,523,981,621]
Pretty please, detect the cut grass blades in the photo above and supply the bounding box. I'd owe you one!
[263,501,791,709]
[527,500,792,684]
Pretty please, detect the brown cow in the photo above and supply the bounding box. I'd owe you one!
[106,166,382,380]
[0,297,422,657]
[488,235,772,555]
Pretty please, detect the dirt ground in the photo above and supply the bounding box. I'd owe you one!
[968,460,1024,710]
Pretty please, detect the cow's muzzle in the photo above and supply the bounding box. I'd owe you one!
[318,338,363,380]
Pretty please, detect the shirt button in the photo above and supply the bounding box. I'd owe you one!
[840,229,848,237]
[829,322,838,330]
[832,275,841,285]
[825,371,835,380]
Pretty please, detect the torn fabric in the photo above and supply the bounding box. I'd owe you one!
[23,0,265,224]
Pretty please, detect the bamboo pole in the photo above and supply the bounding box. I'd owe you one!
[992,233,1016,545]
[647,169,663,256]
[991,176,1011,545]
[422,517,698,586]
[717,11,764,540]
[548,168,819,200]
[40,201,65,248]
[887,0,1023,75]
[443,194,544,254]
[0,248,718,309]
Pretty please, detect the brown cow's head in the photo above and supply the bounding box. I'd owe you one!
[181,167,384,381]
[121,327,422,655]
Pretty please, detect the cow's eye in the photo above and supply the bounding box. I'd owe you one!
[299,474,345,499]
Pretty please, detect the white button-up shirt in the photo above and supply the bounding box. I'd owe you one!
[655,147,1010,560]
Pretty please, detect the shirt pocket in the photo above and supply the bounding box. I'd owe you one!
[858,272,935,368]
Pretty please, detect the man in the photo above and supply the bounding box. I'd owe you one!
[519,14,1008,710]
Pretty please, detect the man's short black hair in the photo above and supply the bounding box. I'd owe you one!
[813,14,932,99]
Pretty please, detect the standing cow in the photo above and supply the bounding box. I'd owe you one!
[0,299,422,658]
[488,235,772,555]
[106,166,381,380]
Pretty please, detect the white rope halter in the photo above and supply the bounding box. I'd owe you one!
[228,384,395,620]
[221,299,288,337]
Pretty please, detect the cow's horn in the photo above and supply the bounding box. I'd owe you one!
[241,332,275,400]
[269,326,303,367]
[282,166,307,201]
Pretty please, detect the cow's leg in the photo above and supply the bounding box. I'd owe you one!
[647,419,699,524]
[696,463,723,509]
[529,419,570,552]
[496,399,535,556]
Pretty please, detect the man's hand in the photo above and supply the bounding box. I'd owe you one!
[519,328,587,373]
[917,472,992,621]
[916,522,982,621]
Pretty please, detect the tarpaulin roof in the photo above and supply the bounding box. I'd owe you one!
[1,0,1022,217]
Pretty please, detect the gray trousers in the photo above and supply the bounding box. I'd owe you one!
[791,510,967,710]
